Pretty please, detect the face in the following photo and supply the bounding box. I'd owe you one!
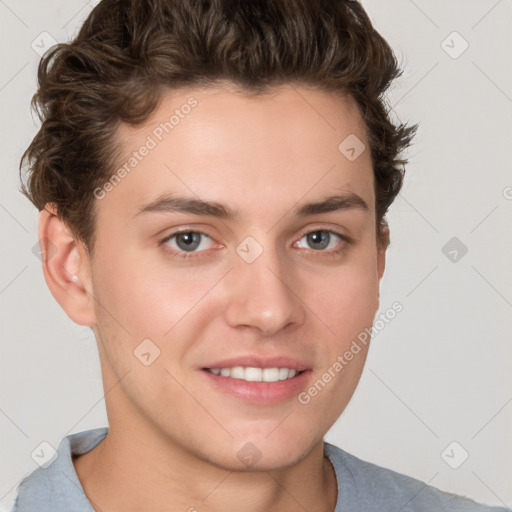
[84,83,385,470]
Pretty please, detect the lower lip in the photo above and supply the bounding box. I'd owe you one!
[200,369,312,405]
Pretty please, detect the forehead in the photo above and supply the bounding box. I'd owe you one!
[101,83,374,222]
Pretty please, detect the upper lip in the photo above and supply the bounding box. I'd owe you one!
[202,356,311,372]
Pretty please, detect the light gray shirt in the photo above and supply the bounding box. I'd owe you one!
[11,427,509,511]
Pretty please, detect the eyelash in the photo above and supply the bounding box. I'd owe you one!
[160,228,352,260]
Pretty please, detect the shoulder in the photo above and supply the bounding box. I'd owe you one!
[10,427,108,512]
[324,442,509,512]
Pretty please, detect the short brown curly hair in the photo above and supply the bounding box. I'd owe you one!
[20,0,416,255]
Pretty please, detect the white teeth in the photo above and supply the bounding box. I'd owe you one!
[207,366,301,382]
[262,368,279,382]
[278,368,290,380]
[231,366,245,379]
[244,367,262,381]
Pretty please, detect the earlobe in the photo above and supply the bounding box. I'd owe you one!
[38,203,96,326]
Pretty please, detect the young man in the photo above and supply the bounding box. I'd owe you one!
[12,0,508,511]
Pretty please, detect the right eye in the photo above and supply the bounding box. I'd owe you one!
[161,230,217,258]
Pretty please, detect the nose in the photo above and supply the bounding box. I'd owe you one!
[222,241,306,337]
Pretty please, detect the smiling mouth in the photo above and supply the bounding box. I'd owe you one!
[203,366,305,383]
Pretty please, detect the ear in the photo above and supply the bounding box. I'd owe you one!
[37,203,96,326]
[377,224,389,280]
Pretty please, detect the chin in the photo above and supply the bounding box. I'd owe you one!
[196,430,322,473]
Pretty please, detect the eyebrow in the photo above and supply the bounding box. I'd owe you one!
[133,192,369,220]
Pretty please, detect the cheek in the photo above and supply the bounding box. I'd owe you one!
[304,258,380,339]
[90,251,225,366]
[91,248,191,332]
[297,266,378,415]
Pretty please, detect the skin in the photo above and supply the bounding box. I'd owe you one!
[39,82,387,512]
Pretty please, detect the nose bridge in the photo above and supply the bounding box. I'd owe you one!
[223,235,304,335]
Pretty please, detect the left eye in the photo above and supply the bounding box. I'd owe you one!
[295,230,344,251]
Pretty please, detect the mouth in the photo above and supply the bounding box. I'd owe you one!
[200,365,312,405]
[203,366,306,382]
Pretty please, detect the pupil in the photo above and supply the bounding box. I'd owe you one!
[177,232,200,251]
[308,231,329,250]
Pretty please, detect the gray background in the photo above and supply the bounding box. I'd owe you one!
[1,0,511,509]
